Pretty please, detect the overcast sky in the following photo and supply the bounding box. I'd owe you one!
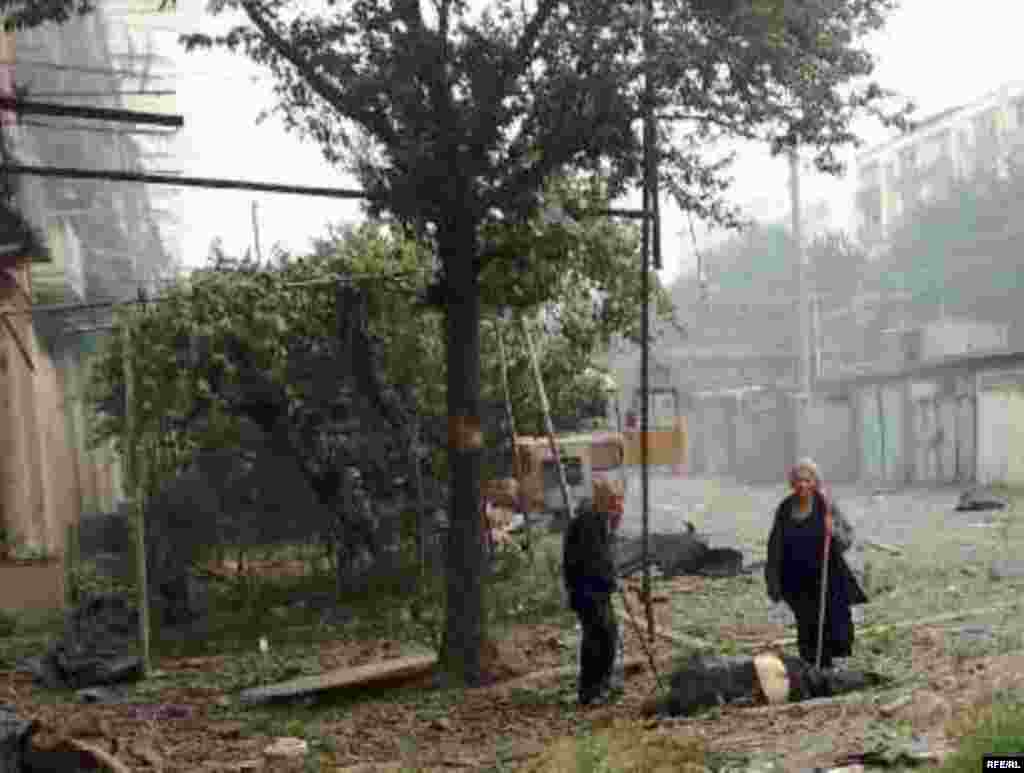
[158,0,1024,285]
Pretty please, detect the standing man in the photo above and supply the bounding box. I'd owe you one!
[563,478,625,705]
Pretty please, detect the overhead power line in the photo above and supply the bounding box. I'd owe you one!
[3,163,372,200]
[23,90,177,99]
[0,59,175,79]
[0,97,183,127]
[20,119,179,136]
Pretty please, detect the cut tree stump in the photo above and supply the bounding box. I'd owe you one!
[238,654,437,706]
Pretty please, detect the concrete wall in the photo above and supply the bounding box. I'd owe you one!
[1,263,121,593]
[2,279,53,553]
[976,367,1024,487]
[804,395,857,483]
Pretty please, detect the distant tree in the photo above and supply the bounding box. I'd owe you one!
[180,0,909,684]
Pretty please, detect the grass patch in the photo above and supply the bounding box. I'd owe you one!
[0,609,65,669]
[518,720,707,773]
[941,699,1024,772]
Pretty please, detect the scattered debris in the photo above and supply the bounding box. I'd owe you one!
[956,488,1008,512]
[130,704,195,722]
[75,687,127,705]
[616,525,747,578]
[263,737,309,772]
[20,595,143,691]
[0,702,130,773]
[836,734,944,768]
[988,560,1024,581]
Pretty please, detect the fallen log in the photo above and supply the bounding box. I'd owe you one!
[238,654,437,705]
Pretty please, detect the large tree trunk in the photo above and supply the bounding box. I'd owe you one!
[439,223,485,686]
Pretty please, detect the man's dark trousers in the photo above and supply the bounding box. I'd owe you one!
[573,590,619,703]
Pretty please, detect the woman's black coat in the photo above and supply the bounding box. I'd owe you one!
[765,491,867,608]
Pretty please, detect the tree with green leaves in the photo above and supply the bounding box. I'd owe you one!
[179,0,909,683]
[88,205,666,592]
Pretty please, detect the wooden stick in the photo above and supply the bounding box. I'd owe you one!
[521,315,574,521]
[65,738,133,773]
[815,500,833,669]
[863,539,903,556]
[611,600,709,649]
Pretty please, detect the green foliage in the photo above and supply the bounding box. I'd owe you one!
[0,610,16,638]
[0,0,95,30]
[66,560,133,605]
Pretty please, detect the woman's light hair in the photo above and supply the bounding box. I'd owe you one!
[788,457,820,485]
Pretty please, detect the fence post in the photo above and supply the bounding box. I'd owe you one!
[122,317,150,676]
[65,521,80,607]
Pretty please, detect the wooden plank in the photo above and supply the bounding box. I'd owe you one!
[238,654,437,705]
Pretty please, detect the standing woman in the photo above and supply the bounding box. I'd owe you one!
[765,458,867,669]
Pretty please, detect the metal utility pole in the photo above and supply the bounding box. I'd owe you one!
[639,0,657,643]
[789,148,812,456]
[251,201,264,262]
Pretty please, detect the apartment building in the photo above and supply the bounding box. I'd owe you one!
[855,80,1024,245]
[13,0,179,305]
